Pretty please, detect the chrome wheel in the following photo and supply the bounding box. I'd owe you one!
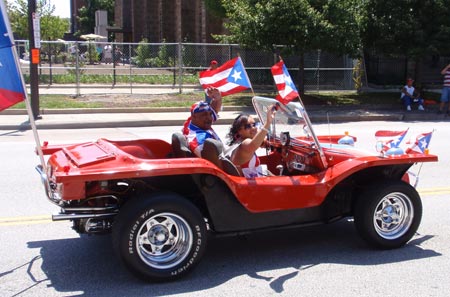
[354,180,422,249]
[373,192,414,240]
[136,212,193,270]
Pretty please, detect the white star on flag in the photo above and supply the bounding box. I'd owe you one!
[231,70,242,82]
[198,57,252,97]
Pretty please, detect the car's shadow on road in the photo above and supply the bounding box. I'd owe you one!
[27,220,440,296]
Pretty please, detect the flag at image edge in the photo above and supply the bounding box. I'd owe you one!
[0,0,26,111]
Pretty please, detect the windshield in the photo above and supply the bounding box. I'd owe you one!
[252,96,328,169]
[252,96,310,139]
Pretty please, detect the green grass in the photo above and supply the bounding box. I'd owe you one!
[9,91,441,109]
[12,95,104,109]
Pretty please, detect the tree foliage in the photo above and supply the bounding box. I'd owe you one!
[219,0,363,92]
[220,0,363,56]
[76,0,114,37]
[363,0,450,82]
[6,0,69,40]
[363,0,450,58]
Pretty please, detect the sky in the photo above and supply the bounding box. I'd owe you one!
[52,0,70,18]
[10,0,71,18]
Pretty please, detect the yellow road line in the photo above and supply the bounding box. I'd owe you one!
[0,215,53,226]
[418,187,450,196]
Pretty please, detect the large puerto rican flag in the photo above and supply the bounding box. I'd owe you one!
[199,57,252,97]
[271,60,299,105]
[0,0,26,111]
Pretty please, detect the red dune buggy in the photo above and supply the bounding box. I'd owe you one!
[36,96,438,281]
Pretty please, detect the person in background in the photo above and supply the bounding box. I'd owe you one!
[183,88,222,157]
[103,44,112,64]
[226,106,277,178]
[401,77,424,111]
[438,63,450,115]
[208,60,218,70]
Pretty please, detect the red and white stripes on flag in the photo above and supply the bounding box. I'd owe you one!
[271,60,299,105]
[375,129,409,151]
[199,57,252,97]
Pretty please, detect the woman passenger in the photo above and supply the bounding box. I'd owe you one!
[226,107,276,177]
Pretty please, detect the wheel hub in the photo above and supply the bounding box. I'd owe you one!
[381,205,398,223]
[136,212,193,269]
[148,225,169,245]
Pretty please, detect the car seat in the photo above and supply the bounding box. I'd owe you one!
[201,138,241,176]
[171,132,195,158]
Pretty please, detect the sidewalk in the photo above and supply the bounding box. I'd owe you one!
[0,85,448,130]
[0,105,447,130]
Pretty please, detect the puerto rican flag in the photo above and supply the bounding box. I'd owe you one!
[199,57,252,97]
[406,131,433,154]
[271,60,299,105]
[375,129,409,151]
[0,0,26,111]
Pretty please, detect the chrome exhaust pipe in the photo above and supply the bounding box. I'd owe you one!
[52,212,116,221]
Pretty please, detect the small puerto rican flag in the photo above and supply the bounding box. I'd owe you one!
[406,131,433,154]
[271,60,299,105]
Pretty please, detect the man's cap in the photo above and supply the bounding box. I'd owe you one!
[407,77,414,81]
[191,101,217,121]
[210,60,218,65]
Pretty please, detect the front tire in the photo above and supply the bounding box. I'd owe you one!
[354,180,422,249]
[112,193,207,281]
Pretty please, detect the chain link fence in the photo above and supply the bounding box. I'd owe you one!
[16,40,362,95]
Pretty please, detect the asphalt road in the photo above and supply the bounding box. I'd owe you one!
[0,122,449,297]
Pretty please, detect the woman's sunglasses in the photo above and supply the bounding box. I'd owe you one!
[243,123,257,129]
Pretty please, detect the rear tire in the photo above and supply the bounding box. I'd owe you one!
[354,180,422,249]
[112,192,207,281]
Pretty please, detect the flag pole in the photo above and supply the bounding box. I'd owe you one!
[2,0,47,173]
[279,55,328,168]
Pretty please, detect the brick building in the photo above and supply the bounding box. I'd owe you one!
[110,0,223,43]
[67,0,223,43]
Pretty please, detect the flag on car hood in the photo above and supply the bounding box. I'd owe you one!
[0,0,26,111]
[375,129,409,151]
[406,131,433,154]
[199,57,252,97]
[271,60,299,105]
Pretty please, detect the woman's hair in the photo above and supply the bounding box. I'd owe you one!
[227,114,250,145]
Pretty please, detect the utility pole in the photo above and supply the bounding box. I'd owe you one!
[27,0,40,119]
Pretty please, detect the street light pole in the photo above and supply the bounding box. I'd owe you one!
[27,0,40,119]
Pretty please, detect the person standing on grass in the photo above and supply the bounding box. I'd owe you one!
[438,63,450,115]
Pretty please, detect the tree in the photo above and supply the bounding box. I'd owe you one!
[76,0,114,37]
[7,0,69,40]
[219,0,363,93]
[363,0,450,84]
